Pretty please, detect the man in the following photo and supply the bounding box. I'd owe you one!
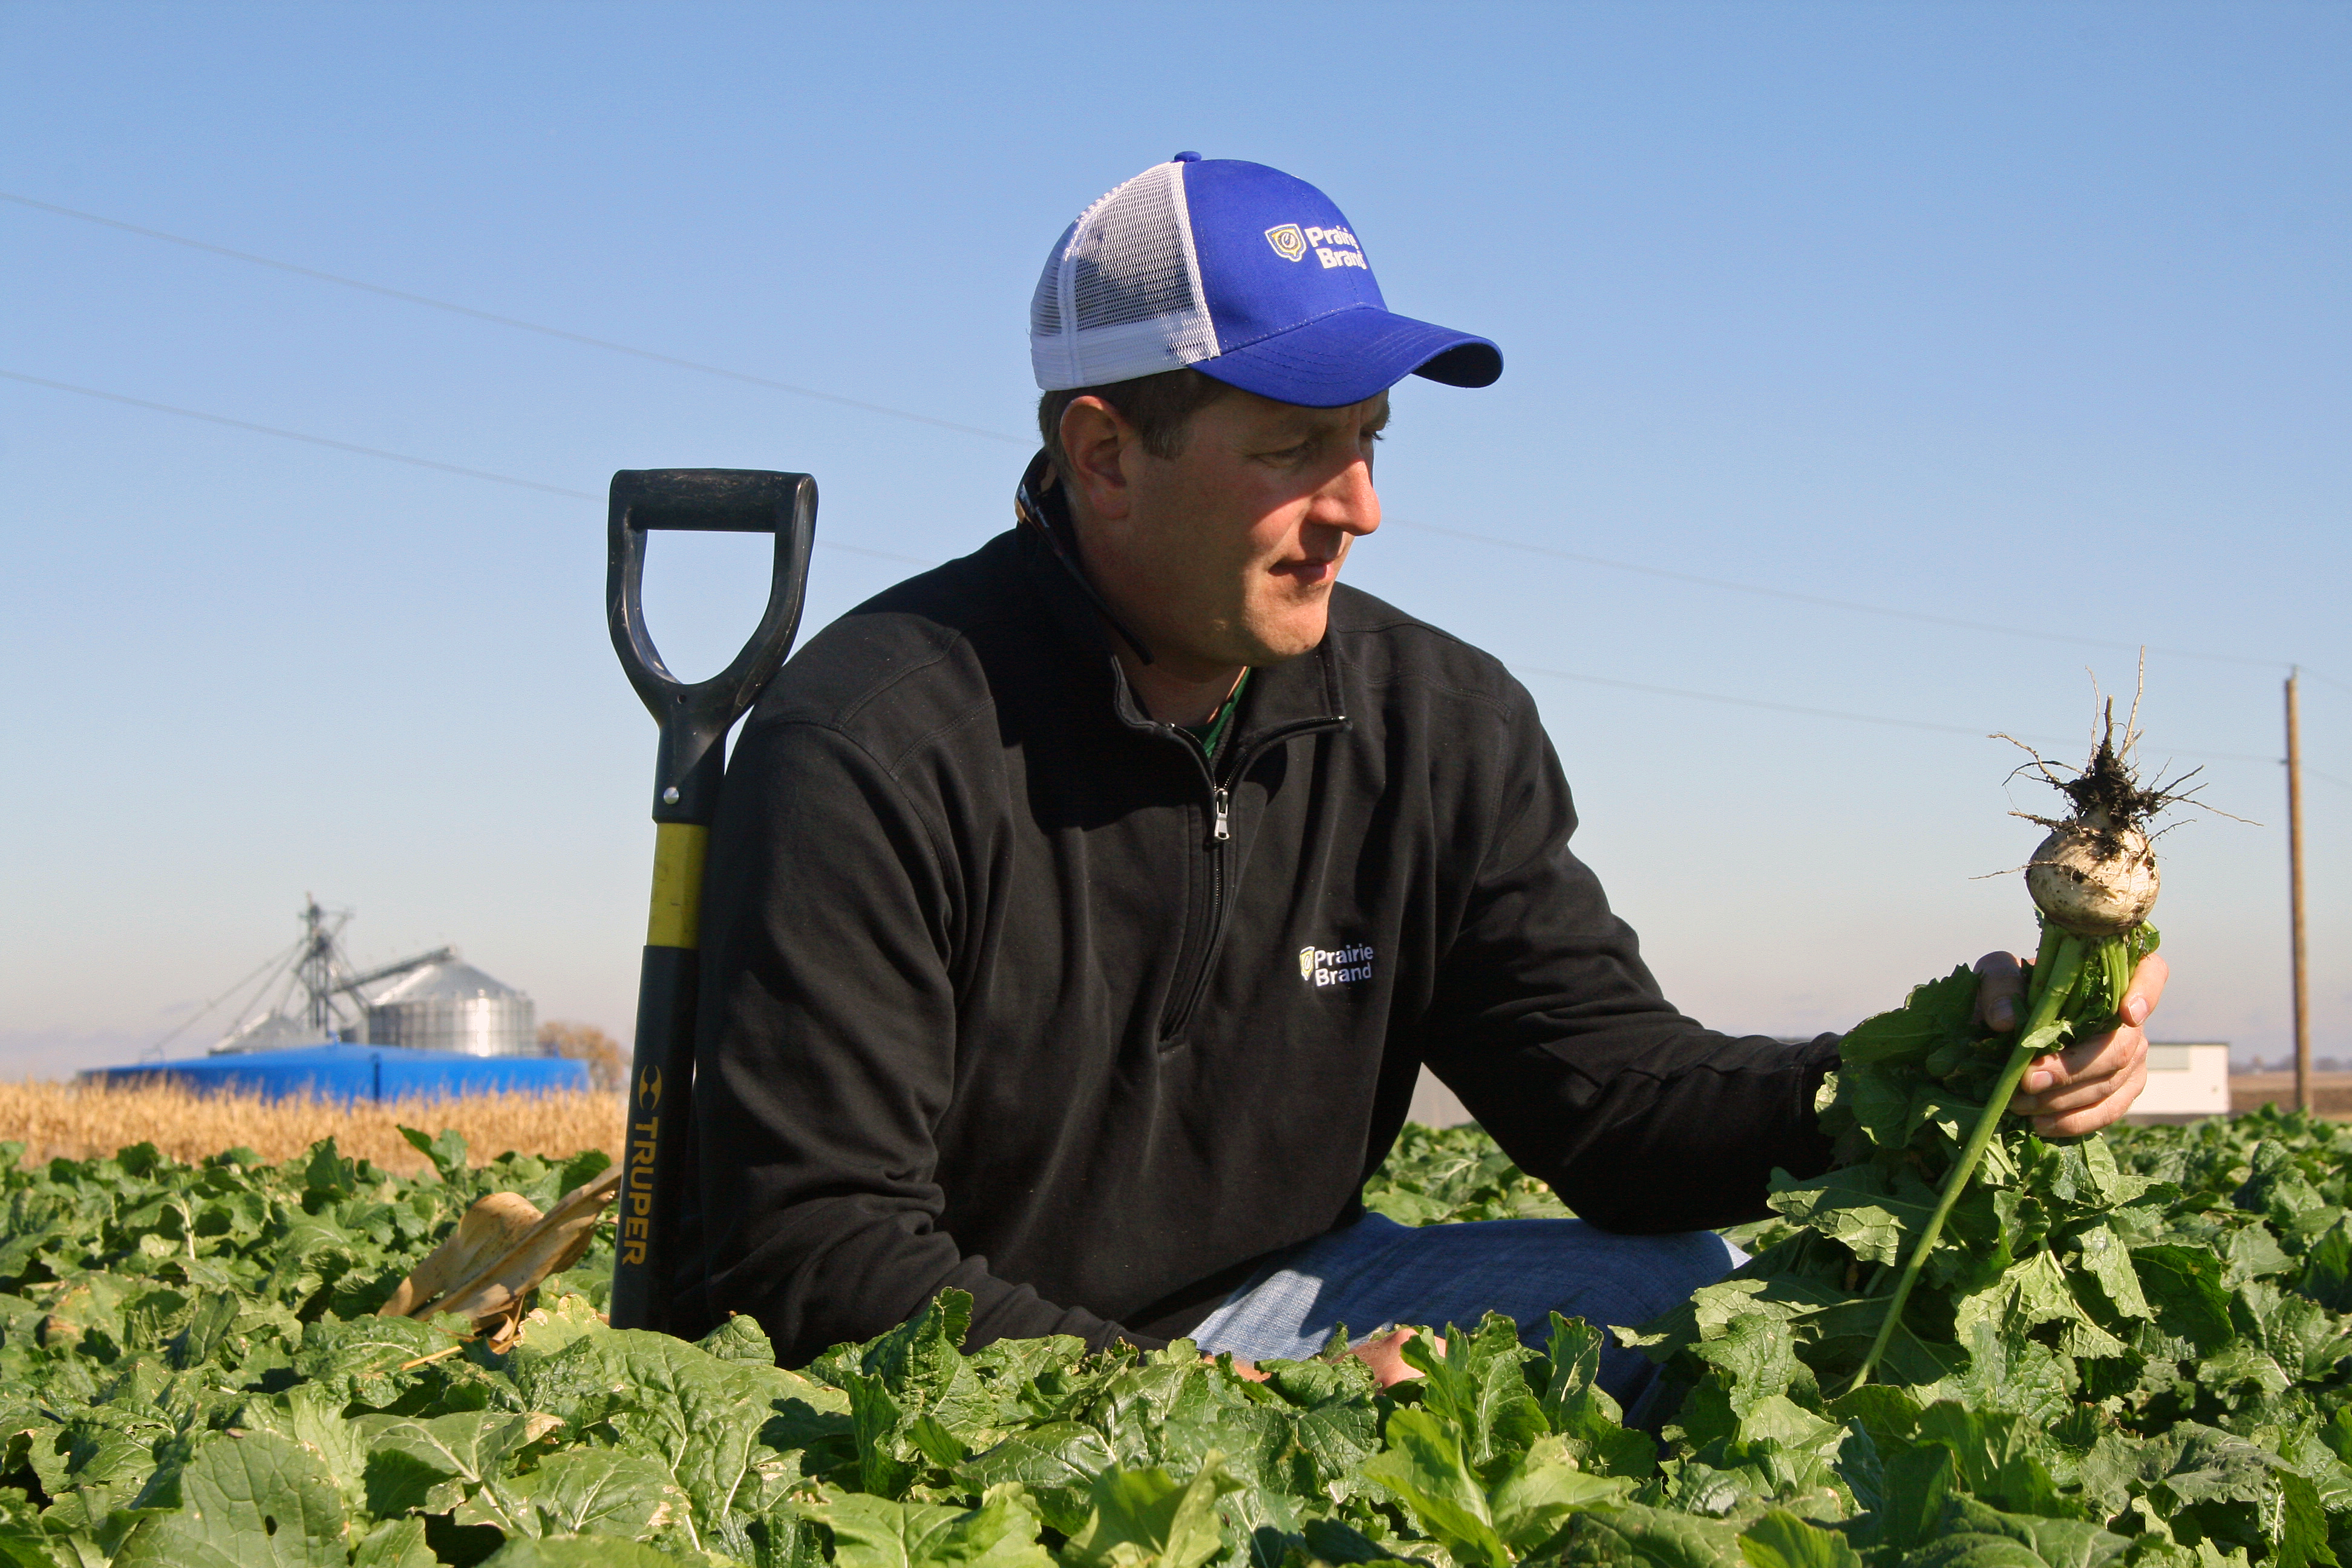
[688,154,2165,1401]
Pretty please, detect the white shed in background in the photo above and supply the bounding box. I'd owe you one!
[2131,1041,2230,1120]
[1410,1068,1474,1128]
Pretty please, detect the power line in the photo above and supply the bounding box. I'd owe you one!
[0,368,937,567]
[141,937,303,1060]
[13,190,2333,686]
[9,188,2337,682]
[1388,517,2288,672]
[5,365,2324,768]
[821,539,942,567]
[1511,662,2284,765]
[0,189,1030,448]
[1,369,596,498]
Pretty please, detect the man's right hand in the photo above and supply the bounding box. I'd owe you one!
[1348,1325,1440,1387]
[1224,1325,1444,1388]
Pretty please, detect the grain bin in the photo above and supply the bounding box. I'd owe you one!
[364,959,537,1057]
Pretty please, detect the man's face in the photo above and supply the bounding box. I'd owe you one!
[1064,387,1387,679]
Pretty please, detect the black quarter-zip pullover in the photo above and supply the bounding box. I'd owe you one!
[688,523,1838,1365]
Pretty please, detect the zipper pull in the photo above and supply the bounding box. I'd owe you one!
[1212,786,1230,842]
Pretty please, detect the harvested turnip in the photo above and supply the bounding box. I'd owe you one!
[2027,818,2159,938]
[1851,676,2198,1388]
[2017,693,2183,939]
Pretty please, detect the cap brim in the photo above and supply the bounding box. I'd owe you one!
[1190,306,1501,408]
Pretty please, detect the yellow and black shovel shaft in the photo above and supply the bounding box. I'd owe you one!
[645,822,709,950]
[613,824,708,1331]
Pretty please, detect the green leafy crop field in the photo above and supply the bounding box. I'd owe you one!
[6,985,2352,1568]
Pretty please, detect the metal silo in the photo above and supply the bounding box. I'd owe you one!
[364,959,538,1057]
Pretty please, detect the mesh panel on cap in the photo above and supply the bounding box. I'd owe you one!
[1028,221,1074,340]
[1030,161,1217,390]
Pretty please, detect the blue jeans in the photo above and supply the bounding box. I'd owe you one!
[1189,1212,1741,1416]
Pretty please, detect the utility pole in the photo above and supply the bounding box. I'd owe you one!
[2288,672,2311,1114]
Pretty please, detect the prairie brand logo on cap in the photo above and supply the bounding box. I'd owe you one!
[1265,221,1365,270]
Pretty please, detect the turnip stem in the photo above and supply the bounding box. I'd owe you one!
[1849,931,2086,1390]
[2026,921,2067,1011]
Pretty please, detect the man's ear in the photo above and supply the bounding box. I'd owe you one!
[1057,397,1135,523]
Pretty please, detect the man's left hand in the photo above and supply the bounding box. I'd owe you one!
[1217,1326,1445,1390]
[1973,949,2169,1136]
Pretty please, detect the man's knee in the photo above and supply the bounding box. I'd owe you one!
[1555,1227,1742,1423]
[1655,1229,1746,1295]
[1566,1225,1742,1330]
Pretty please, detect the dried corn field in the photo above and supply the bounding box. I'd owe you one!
[0,1079,624,1174]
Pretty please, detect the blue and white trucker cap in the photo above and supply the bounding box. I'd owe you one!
[1029,153,1501,409]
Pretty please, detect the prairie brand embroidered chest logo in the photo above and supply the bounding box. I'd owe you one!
[1298,943,1376,988]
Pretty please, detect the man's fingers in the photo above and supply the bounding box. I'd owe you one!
[2090,953,2169,1043]
[2017,1024,2144,1099]
[2013,953,2169,1095]
[1979,950,2167,1045]
[2058,1022,2143,1080]
[1345,1327,1416,1385]
[2001,952,2168,1132]
[1212,1353,1272,1382]
[2010,1018,2152,1129]
[2020,1057,2130,1115]
[2122,953,2170,1027]
[1974,951,2027,1034]
[1345,1327,1445,1389]
[2033,1054,2149,1137]
[2030,955,2163,1133]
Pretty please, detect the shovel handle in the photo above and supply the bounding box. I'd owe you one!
[605,469,817,1336]
[607,468,818,823]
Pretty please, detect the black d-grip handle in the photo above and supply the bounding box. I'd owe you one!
[607,468,818,826]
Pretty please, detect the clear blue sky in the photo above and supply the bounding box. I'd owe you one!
[4,1,2345,1074]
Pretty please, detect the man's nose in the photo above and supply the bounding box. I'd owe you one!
[1313,459,1381,538]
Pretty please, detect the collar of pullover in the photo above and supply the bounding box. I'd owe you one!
[1013,517,1349,758]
